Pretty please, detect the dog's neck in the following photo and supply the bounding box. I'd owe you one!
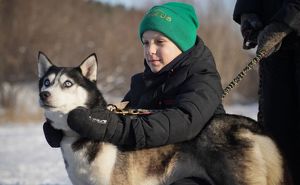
[63,129,79,137]
[45,110,79,137]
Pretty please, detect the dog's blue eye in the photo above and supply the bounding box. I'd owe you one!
[44,79,50,87]
[64,80,73,88]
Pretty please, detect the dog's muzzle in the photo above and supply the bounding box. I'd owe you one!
[40,91,51,102]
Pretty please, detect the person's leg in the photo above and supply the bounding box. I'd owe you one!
[290,37,300,185]
[170,177,211,185]
[259,37,299,184]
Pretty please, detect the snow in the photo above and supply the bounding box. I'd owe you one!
[225,103,258,120]
[0,124,71,185]
[0,104,257,185]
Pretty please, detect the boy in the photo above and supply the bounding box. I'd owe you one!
[45,2,224,185]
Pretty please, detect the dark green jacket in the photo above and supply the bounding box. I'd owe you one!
[117,37,224,149]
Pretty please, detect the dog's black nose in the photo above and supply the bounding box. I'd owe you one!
[40,91,51,101]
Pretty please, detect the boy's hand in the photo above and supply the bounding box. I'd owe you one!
[67,107,120,141]
[43,120,63,148]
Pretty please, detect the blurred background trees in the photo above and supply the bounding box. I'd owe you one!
[0,0,258,123]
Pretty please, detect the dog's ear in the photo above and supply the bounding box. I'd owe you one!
[38,52,53,78]
[79,53,98,82]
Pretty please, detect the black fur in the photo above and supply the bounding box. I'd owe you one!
[192,114,262,185]
[72,138,101,163]
[64,67,106,109]
[38,66,62,92]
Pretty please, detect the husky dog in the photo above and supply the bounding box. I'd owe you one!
[38,52,288,185]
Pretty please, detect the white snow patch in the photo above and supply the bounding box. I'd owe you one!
[225,103,258,120]
[0,123,71,185]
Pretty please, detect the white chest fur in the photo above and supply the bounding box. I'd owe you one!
[60,137,118,185]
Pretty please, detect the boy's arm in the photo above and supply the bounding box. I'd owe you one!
[67,49,224,149]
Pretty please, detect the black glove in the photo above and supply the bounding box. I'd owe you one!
[240,13,263,49]
[43,120,63,148]
[67,107,124,143]
[257,22,292,56]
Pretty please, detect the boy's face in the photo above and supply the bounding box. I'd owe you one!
[142,30,182,73]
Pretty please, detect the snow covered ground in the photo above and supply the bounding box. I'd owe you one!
[0,104,258,185]
[0,123,72,185]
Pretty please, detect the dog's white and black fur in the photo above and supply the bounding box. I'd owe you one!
[38,52,289,185]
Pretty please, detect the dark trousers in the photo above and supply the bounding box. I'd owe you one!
[259,34,300,184]
[170,177,211,185]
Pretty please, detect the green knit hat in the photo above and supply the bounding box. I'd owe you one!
[139,2,199,52]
